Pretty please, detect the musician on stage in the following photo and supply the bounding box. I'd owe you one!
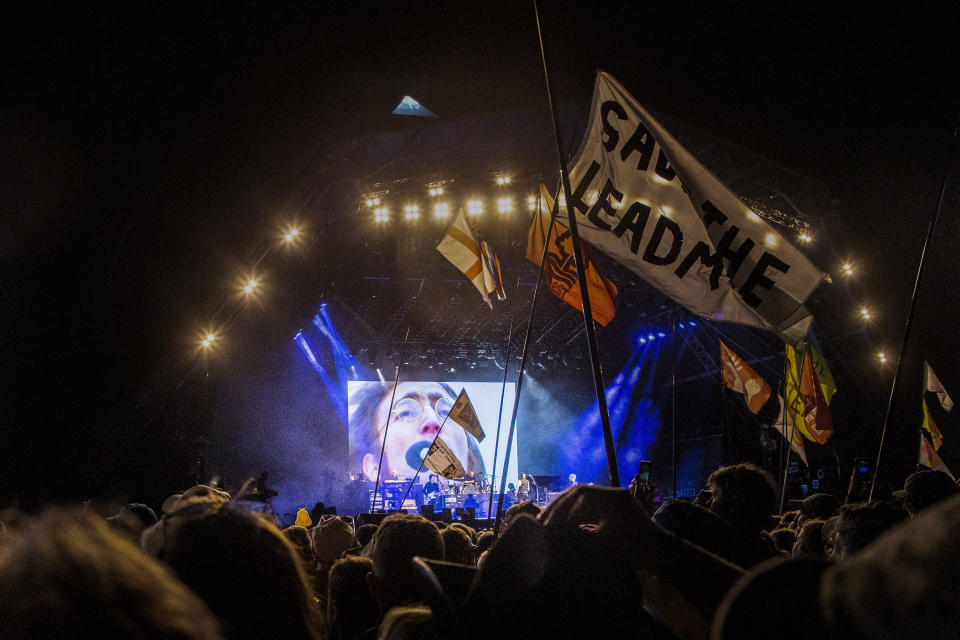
[424,473,446,511]
[516,472,531,501]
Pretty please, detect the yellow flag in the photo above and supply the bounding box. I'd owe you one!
[807,342,837,406]
[921,399,944,450]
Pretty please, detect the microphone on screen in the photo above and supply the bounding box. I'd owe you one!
[405,440,432,471]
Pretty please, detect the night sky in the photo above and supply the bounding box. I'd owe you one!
[3,2,959,505]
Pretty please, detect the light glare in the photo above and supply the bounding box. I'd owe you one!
[496,197,514,214]
[841,263,854,277]
[403,204,420,221]
[860,307,872,320]
[373,206,389,223]
[433,202,450,220]
[467,200,484,216]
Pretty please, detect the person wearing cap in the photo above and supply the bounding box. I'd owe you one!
[893,469,958,516]
[788,493,840,531]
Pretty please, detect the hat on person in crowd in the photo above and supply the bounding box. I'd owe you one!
[294,507,312,528]
[312,517,356,565]
[161,485,231,515]
[788,493,840,520]
[819,494,960,639]
[892,470,958,515]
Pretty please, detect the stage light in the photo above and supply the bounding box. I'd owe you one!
[200,332,217,349]
[678,322,685,329]
[689,320,697,326]
[648,334,655,341]
[841,263,854,277]
[496,175,511,185]
[433,202,450,220]
[798,232,813,243]
[877,351,888,364]
[639,337,647,344]
[496,197,514,215]
[860,307,872,320]
[527,195,537,211]
[449,367,455,372]
[365,197,381,207]
[428,186,444,196]
[403,204,420,221]
[242,277,259,296]
[373,206,389,223]
[658,332,666,338]
[282,226,301,244]
[467,199,484,216]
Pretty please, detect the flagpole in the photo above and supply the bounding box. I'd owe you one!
[869,121,959,501]
[493,185,563,536]
[487,272,523,519]
[372,277,425,512]
[533,0,620,488]
[672,308,678,498]
[779,356,793,513]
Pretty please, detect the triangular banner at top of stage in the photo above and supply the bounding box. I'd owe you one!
[392,95,437,117]
[563,72,826,343]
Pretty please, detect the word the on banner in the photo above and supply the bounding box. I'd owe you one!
[565,72,825,342]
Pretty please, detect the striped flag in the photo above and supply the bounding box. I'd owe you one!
[924,361,954,411]
[437,209,503,309]
[919,432,954,480]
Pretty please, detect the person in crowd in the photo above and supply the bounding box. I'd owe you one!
[651,499,742,565]
[143,502,324,640]
[792,519,826,559]
[106,502,158,545]
[349,381,486,482]
[501,500,541,534]
[707,463,779,567]
[788,493,840,530]
[327,556,379,640]
[366,514,444,616]
[769,527,798,553]
[377,605,435,640]
[357,523,378,549]
[441,525,476,565]
[832,501,907,561]
[894,469,958,516]
[313,516,358,569]
[0,508,223,639]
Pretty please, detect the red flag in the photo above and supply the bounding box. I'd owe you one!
[798,346,834,444]
[719,341,772,413]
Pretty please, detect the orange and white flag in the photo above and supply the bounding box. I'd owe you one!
[437,209,501,309]
[719,341,771,413]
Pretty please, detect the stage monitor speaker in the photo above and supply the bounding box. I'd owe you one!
[419,505,435,517]
[357,513,388,527]
[440,507,452,523]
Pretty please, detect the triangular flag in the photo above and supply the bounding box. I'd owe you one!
[921,398,944,451]
[392,95,437,117]
[805,338,837,405]
[447,388,485,442]
[424,437,465,480]
[798,345,835,444]
[437,210,496,309]
[479,240,506,303]
[719,340,772,413]
[924,361,954,412]
[774,395,808,465]
[919,431,954,480]
[525,182,618,326]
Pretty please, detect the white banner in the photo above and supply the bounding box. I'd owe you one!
[565,72,825,342]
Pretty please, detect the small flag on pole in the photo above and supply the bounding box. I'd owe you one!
[525,182,618,326]
[424,437,466,480]
[447,388,485,442]
[924,361,954,412]
[437,209,503,309]
[918,431,954,480]
[719,341,772,413]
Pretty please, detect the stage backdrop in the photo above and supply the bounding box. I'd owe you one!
[347,380,519,488]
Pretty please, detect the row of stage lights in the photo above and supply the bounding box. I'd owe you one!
[636,320,700,345]
[195,182,885,368]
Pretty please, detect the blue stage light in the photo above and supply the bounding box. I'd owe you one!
[689,320,697,326]
[648,334,656,341]
[658,332,666,338]
[639,337,647,344]
[678,322,685,329]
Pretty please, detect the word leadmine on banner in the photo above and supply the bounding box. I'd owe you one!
[564,72,826,342]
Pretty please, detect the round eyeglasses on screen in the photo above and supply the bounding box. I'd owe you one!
[392,396,454,423]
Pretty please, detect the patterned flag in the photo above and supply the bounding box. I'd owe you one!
[921,399,944,451]
[437,209,502,309]
[774,396,808,465]
[924,361,954,411]
[526,182,618,326]
[719,340,771,413]
[918,431,954,480]
[447,388,485,442]
[797,345,835,444]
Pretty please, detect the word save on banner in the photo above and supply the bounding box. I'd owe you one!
[565,72,825,342]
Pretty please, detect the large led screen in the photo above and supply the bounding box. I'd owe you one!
[347,380,519,488]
